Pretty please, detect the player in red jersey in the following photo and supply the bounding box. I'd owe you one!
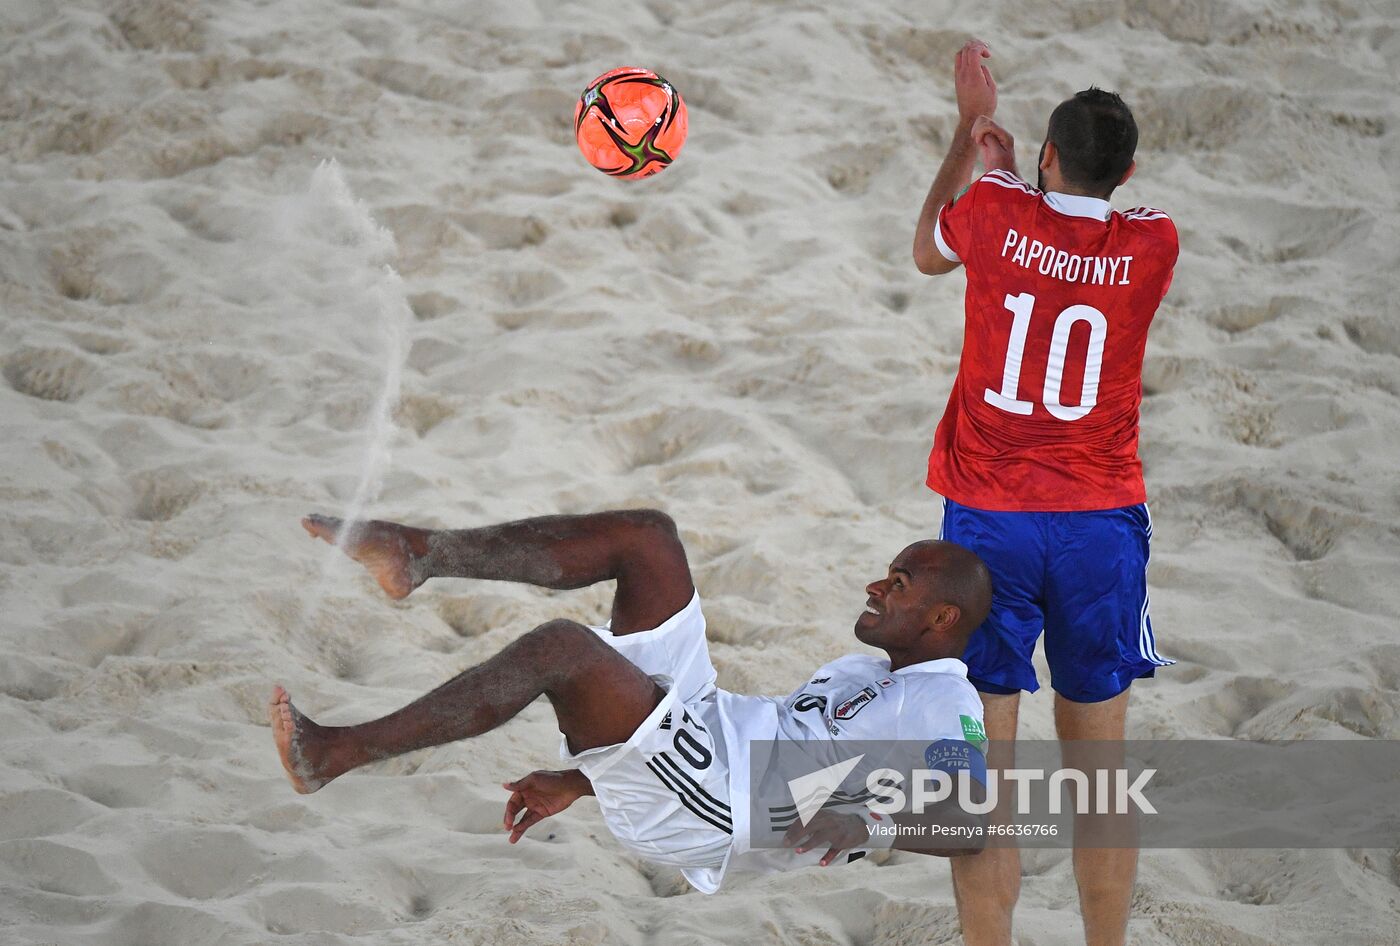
[911,40,1177,946]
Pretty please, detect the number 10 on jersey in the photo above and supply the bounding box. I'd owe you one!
[985,292,1107,421]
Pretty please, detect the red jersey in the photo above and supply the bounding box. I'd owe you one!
[927,169,1178,512]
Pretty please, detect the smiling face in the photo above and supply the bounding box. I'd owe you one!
[853,541,993,670]
[854,547,939,648]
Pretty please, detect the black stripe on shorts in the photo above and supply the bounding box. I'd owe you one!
[655,752,731,814]
[645,760,732,834]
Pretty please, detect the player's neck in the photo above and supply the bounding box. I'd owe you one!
[1052,186,1112,201]
[1043,174,1112,201]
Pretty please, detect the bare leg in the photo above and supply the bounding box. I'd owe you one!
[951,691,1021,946]
[270,619,663,794]
[302,509,693,634]
[1055,689,1135,946]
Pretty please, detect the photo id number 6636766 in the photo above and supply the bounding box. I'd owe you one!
[985,823,1059,837]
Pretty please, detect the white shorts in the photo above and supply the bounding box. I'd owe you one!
[560,593,733,891]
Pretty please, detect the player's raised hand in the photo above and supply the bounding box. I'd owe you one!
[954,39,997,124]
[502,770,588,843]
[971,115,1017,174]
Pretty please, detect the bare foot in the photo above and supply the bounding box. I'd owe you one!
[269,686,340,794]
[302,514,430,600]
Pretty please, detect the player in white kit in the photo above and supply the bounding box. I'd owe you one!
[271,508,992,892]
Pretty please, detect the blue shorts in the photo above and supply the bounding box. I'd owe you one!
[939,499,1172,703]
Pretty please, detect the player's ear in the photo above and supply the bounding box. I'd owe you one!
[1039,141,1056,172]
[1118,159,1136,187]
[931,603,961,633]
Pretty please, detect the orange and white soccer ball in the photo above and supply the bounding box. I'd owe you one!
[574,67,688,180]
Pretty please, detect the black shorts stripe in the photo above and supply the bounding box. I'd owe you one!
[645,760,732,834]
[656,752,731,813]
[652,754,732,822]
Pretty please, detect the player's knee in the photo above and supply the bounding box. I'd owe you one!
[614,508,686,569]
[520,619,625,697]
[520,619,601,668]
[528,618,594,644]
[619,508,679,542]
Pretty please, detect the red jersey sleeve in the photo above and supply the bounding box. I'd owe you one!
[933,173,992,263]
[936,171,1044,265]
[1123,208,1179,303]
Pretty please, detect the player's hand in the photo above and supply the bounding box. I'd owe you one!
[502,770,587,843]
[783,810,871,867]
[971,115,1016,173]
[954,39,997,125]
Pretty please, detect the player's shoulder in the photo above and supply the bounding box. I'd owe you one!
[905,667,981,701]
[891,671,982,741]
[969,169,1042,203]
[898,656,976,683]
[896,661,982,712]
[1116,205,1178,245]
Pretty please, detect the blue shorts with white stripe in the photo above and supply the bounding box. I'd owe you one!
[939,498,1173,704]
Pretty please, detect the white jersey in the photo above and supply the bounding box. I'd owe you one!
[710,653,984,882]
[565,595,984,893]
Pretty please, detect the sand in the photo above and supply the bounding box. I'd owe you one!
[2,0,1399,943]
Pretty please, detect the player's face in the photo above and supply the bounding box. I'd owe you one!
[855,549,938,648]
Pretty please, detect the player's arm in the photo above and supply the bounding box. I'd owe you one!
[883,778,988,858]
[887,702,991,856]
[970,116,1016,177]
[781,788,986,864]
[913,39,997,276]
[783,737,989,863]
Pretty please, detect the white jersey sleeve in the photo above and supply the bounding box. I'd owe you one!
[810,658,987,787]
[893,670,987,786]
[893,670,985,744]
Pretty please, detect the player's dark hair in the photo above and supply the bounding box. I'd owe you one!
[1046,87,1138,196]
[906,540,993,641]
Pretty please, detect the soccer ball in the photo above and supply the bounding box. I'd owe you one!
[574,67,688,180]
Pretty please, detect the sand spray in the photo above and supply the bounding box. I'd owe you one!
[276,161,413,583]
